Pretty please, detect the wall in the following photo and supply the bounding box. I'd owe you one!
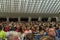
[0,13,60,22]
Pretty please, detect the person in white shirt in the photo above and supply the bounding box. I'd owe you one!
[6,31,20,40]
[23,27,32,36]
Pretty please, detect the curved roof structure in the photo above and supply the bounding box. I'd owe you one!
[0,0,60,17]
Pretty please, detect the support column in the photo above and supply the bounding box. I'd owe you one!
[38,17,41,22]
[48,17,51,22]
[7,17,9,22]
[18,17,20,22]
[56,17,58,22]
[56,17,60,23]
[28,17,31,22]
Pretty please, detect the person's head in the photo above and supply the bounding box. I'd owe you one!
[45,27,49,33]
[7,31,20,40]
[26,26,31,30]
[7,34,13,40]
[16,24,20,29]
[0,25,2,31]
[25,33,34,40]
[48,28,56,37]
[12,32,20,40]
[18,27,23,33]
[40,36,53,40]
[39,29,44,36]
[58,26,60,30]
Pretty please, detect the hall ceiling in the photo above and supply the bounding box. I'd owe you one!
[0,0,60,14]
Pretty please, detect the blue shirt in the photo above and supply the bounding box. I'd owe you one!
[34,34,40,40]
[56,30,60,38]
[54,36,60,40]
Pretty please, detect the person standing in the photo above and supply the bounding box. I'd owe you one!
[47,28,59,40]
[0,25,6,40]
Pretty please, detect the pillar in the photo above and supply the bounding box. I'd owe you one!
[28,17,31,22]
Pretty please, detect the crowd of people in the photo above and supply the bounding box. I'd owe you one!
[0,21,60,40]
